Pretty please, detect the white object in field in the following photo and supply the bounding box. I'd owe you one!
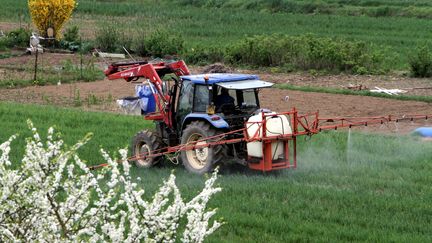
[28,33,44,54]
[96,52,126,59]
[30,33,40,48]
[26,47,44,54]
[370,87,407,95]
[246,112,292,159]
[116,99,141,115]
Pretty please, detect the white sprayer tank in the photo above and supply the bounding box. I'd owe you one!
[246,112,292,159]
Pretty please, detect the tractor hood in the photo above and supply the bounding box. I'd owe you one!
[181,73,260,84]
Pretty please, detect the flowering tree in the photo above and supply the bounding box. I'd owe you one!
[28,0,76,39]
[0,121,222,242]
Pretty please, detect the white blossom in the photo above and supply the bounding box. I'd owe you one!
[0,121,223,242]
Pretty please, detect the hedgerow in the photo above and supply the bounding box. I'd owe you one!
[0,28,31,50]
[223,34,389,74]
[95,26,184,58]
[409,43,432,77]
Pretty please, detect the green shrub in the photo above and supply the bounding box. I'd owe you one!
[119,28,134,53]
[265,0,286,12]
[134,30,184,57]
[182,46,224,65]
[95,24,119,52]
[6,28,31,48]
[80,41,95,53]
[372,6,397,17]
[409,44,432,78]
[0,37,11,51]
[133,30,147,57]
[61,26,81,51]
[95,26,183,57]
[63,25,80,43]
[0,52,12,59]
[8,28,31,47]
[225,34,387,74]
[0,28,31,50]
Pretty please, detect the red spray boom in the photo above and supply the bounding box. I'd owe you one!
[90,108,430,172]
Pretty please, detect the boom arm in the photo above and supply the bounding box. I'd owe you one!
[104,60,190,128]
[317,114,430,131]
[283,109,431,135]
[89,106,431,172]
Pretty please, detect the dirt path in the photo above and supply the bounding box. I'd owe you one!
[244,70,432,97]
[265,88,432,117]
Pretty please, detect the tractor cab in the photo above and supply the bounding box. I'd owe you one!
[177,73,274,132]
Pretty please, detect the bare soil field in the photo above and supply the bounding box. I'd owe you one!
[245,70,432,97]
[1,53,432,133]
[0,22,23,32]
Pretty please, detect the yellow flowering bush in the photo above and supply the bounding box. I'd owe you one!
[28,0,76,39]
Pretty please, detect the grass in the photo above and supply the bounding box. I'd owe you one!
[0,101,431,242]
[0,102,146,165]
[275,83,432,103]
[2,0,432,70]
[170,0,432,19]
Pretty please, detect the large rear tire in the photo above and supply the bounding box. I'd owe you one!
[180,121,225,174]
[131,130,163,168]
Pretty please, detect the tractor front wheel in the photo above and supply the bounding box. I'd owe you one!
[131,130,163,168]
[180,121,225,174]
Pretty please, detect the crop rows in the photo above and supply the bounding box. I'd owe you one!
[1,0,431,70]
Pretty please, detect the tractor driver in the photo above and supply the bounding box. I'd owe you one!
[215,88,235,110]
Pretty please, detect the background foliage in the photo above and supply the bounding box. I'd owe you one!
[1,0,432,74]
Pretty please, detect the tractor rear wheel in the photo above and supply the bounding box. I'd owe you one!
[131,130,163,168]
[180,121,225,174]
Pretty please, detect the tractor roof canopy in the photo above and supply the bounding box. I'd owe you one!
[216,80,273,90]
[181,73,259,84]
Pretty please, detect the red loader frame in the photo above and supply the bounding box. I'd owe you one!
[105,60,190,128]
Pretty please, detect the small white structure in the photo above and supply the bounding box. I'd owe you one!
[27,33,44,54]
[370,86,407,95]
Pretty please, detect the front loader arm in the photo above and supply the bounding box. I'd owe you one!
[105,60,191,128]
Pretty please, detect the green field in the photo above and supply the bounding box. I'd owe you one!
[2,0,432,70]
[1,2,432,240]
[1,102,431,242]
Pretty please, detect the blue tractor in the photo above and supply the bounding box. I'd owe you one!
[105,60,274,174]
